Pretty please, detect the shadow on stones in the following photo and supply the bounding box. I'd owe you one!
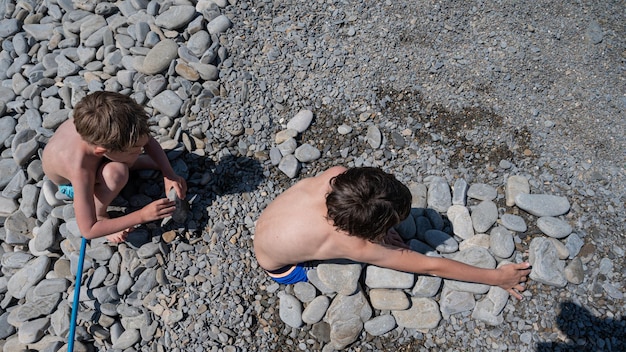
[119,154,265,245]
[205,154,265,196]
[535,301,626,352]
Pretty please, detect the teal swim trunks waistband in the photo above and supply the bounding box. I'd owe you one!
[58,184,74,199]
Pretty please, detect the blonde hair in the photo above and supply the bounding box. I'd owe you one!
[73,91,150,151]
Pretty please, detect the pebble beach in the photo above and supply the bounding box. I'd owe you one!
[0,0,625,351]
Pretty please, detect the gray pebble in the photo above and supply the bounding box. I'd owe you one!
[326,289,371,349]
[155,5,197,30]
[7,256,50,299]
[445,247,495,293]
[151,90,183,118]
[369,289,410,310]
[408,182,427,208]
[1,170,26,199]
[515,193,571,217]
[0,158,20,189]
[363,314,396,336]
[277,137,297,155]
[17,316,49,344]
[139,39,179,75]
[499,214,527,233]
[365,266,414,289]
[439,287,475,319]
[366,125,382,149]
[471,200,498,233]
[337,124,352,135]
[489,226,515,259]
[287,110,313,133]
[269,147,282,166]
[424,229,458,253]
[446,205,474,240]
[529,237,567,287]
[537,217,572,239]
[392,297,440,329]
[111,328,140,349]
[278,293,303,328]
[0,312,16,339]
[452,178,468,205]
[302,295,330,324]
[278,154,300,178]
[565,233,584,259]
[426,177,451,213]
[293,282,317,303]
[318,263,362,295]
[505,175,529,207]
[207,15,232,35]
[294,143,321,162]
[467,183,498,201]
[564,257,584,284]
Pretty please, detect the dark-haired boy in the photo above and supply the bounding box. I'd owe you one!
[254,166,530,299]
[42,91,187,243]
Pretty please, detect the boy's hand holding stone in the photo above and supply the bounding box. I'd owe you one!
[140,198,177,223]
[164,175,187,199]
[496,262,531,300]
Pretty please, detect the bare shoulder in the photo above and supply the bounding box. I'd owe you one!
[322,228,375,260]
[319,166,347,179]
[42,119,96,185]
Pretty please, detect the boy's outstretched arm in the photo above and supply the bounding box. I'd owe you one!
[142,136,187,199]
[353,242,531,299]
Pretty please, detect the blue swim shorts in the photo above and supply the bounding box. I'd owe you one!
[58,184,74,199]
[267,263,309,285]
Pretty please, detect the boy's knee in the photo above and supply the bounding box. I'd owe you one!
[100,162,129,186]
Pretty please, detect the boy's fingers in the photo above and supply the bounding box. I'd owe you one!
[507,289,522,300]
[177,181,187,198]
[517,262,532,274]
[161,203,176,213]
[508,285,527,300]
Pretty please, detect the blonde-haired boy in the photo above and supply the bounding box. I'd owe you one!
[42,91,187,242]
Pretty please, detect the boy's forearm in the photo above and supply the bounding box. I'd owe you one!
[80,211,144,239]
[144,137,177,178]
[424,256,502,285]
[365,247,503,286]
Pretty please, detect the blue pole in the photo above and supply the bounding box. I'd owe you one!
[68,237,87,352]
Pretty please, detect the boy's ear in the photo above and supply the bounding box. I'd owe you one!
[93,146,108,156]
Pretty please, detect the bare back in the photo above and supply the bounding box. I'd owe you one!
[42,119,102,186]
[253,166,363,271]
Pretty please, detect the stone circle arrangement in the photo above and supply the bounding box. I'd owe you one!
[273,166,585,350]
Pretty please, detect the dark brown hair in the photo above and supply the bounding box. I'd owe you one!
[326,167,411,241]
[73,91,150,152]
